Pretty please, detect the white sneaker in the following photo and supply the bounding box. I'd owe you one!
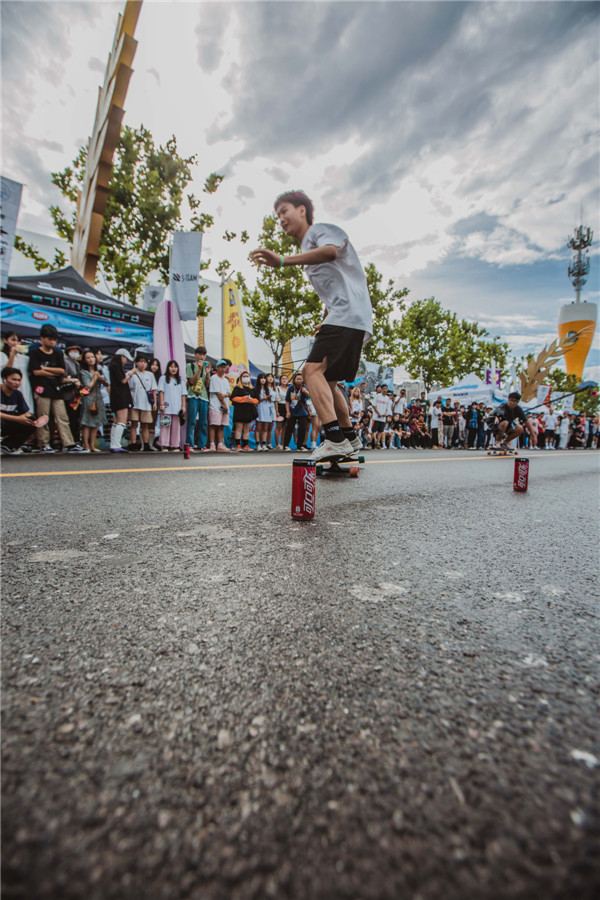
[284,446,291,452]
[309,437,355,461]
[216,443,230,452]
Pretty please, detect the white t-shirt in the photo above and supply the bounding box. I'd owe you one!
[393,396,407,415]
[543,412,557,430]
[372,393,393,422]
[129,369,158,411]
[209,373,230,412]
[431,406,441,428]
[301,223,373,342]
[158,375,187,414]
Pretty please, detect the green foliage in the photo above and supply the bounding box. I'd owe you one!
[15,125,222,311]
[13,235,67,272]
[237,215,321,368]
[548,369,599,415]
[363,263,408,364]
[396,297,511,390]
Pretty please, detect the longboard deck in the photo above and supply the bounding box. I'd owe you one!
[316,455,365,477]
[487,448,519,456]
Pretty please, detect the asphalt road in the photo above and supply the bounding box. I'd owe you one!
[2,448,599,900]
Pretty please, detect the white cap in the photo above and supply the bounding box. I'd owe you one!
[115,347,134,362]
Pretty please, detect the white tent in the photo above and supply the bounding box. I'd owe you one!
[427,373,493,407]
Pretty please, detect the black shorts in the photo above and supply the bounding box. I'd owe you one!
[372,420,385,434]
[306,324,365,382]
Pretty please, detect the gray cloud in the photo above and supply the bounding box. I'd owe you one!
[265,166,289,184]
[147,67,160,86]
[195,3,229,74]
[201,1,598,232]
[236,184,255,202]
[88,56,105,73]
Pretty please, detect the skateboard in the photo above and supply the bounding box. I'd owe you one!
[316,454,365,477]
[487,446,518,456]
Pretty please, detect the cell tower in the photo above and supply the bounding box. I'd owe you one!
[567,224,593,303]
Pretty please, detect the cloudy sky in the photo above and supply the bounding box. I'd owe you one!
[2,0,599,375]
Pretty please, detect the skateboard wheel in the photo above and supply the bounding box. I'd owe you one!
[487,451,491,455]
[316,465,324,476]
[358,455,365,463]
[514,451,518,456]
[349,465,359,477]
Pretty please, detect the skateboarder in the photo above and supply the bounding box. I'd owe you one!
[487,392,527,449]
[250,191,373,462]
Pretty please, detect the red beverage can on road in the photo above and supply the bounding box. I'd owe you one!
[184,444,190,459]
[513,457,529,492]
[291,459,316,519]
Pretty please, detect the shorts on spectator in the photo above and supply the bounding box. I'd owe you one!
[209,408,229,427]
[130,408,153,423]
[372,420,385,434]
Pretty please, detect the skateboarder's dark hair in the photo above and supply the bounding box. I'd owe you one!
[274,191,314,225]
[508,391,521,401]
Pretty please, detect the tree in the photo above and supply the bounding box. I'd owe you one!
[363,263,408,365]
[547,369,599,416]
[396,297,511,390]
[236,215,322,371]
[16,125,222,310]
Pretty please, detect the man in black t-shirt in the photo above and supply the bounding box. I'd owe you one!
[1,367,37,453]
[28,325,82,453]
[487,392,527,449]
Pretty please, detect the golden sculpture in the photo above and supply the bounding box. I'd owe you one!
[519,330,584,402]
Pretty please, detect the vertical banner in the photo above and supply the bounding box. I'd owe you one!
[0,176,23,290]
[197,317,205,348]
[281,340,294,378]
[143,284,165,310]
[222,279,249,384]
[169,231,202,321]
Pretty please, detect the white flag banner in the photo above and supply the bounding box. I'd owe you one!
[169,231,202,321]
[143,284,165,310]
[0,176,23,290]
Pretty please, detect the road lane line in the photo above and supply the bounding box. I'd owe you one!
[0,452,579,478]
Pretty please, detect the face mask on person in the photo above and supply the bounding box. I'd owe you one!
[68,351,80,360]
[242,376,250,384]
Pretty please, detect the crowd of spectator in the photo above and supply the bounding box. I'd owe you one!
[1,326,599,455]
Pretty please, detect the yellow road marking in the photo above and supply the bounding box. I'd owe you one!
[0,452,577,478]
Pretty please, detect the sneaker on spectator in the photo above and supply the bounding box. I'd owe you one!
[216,443,230,452]
[284,446,291,452]
[1,446,22,455]
[41,445,56,453]
[66,444,86,453]
[300,446,309,452]
[243,445,254,451]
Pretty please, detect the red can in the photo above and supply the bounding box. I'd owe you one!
[291,459,316,519]
[184,444,190,460]
[513,457,529,492]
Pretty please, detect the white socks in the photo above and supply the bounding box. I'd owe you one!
[110,422,126,450]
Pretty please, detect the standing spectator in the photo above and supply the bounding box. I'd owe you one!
[537,414,546,449]
[456,405,467,449]
[430,399,442,447]
[128,354,158,452]
[349,387,363,424]
[94,348,111,441]
[148,358,162,448]
[371,383,393,448]
[79,349,108,453]
[557,413,570,448]
[253,372,273,451]
[589,414,599,449]
[527,413,539,450]
[63,342,83,446]
[208,359,231,452]
[265,373,277,448]
[543,407,556,449]
[273,374,289,450]
[442,402,455,449]
[108,348,134,453]
[476,401,486,449]
[306,393,321,451]
[186,346,210,452]
[1,367,39,454]
[283,372,310,452]
[419,391,431,425]
[393,388,407,416]
[28,324,82,453]
[465,401,481,449]
[231,370,258,451]
[1,331,33,411]
[391,413,403,449]
[157,360,187,451]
